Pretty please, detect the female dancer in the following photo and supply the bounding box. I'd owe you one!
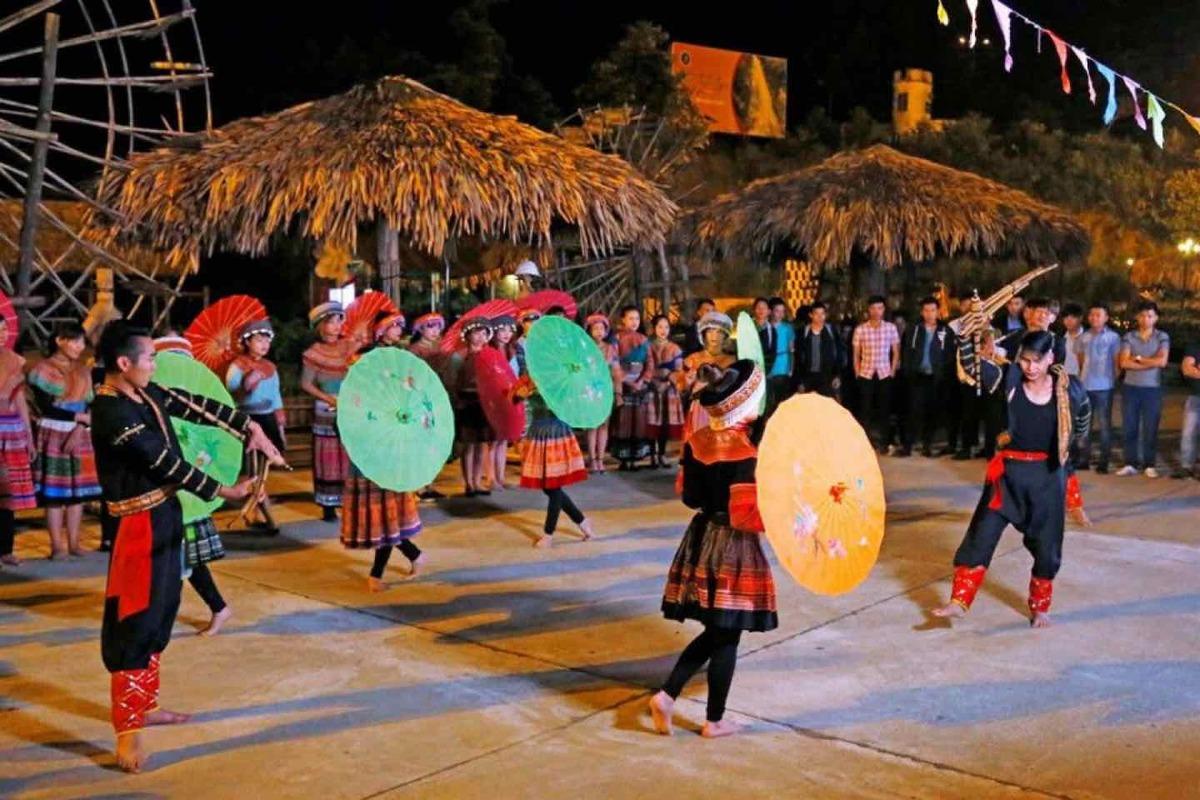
[342,311,424,591]
[300,303,357,522]
[610,306,655,470]
[646,314,684,468]
[0,315,35,566]
[489,314,521,490]
[584,312,621,473]
[226,318,286,532]
[28,321,102,557]
[677,312,735,443]
[453,319,496,496]
[650,360,776,738]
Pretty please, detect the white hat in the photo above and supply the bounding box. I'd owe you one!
[514,260,541,278]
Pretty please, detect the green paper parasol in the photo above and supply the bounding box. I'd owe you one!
[524,316,613,429]
[337,348,454,492]
[152,352,244,523]
[736,311,768,414]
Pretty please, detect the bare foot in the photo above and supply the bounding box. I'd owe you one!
[48,549,68,561]
[0,554,21,567]
[577,519,594,541]
[115,731,146,773]
[367,576,386,593]
[199,606,232,637]
[1068,507,1093,528]
[930,602,967,619]
[701,719,740,738]
[408,554,426,577]
[648,691,674,735]
[533,534,553,549]
[1031,611,1052,628]
[145,708,191,726]
[69,547,88,558]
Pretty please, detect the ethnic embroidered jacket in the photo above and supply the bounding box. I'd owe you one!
[677,425,764,532]
[91,383,252,516]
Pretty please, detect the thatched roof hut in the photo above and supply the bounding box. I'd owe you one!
[677,144,1089,269]
[91,76,678,267]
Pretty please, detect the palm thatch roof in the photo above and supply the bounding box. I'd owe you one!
[0,200,184,276]
[677,144,1089,269]
[90,76,678,267]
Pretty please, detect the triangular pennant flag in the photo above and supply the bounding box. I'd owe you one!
[1047,32,1071,94]
[937,0,950,25]
[1123,75,1147,130]
[1071,46,1096,104]
[991,0,1014,71]
[1095,62,1118,125]
[1168,102,1200,138]
[1146,94,1166,147]
[966,0,980,47]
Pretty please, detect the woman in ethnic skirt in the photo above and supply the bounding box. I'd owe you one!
[28,321,102,557]
[646,314,685,468]
[341,311,424,591]
[226,318,287,532]
[0,314,36,567]
[650,359,776,738]
[300,303,358,522]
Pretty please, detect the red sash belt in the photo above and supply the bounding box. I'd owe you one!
[986,450,1048,511]
[105,510,153,621]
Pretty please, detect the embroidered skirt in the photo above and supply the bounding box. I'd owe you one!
[662,513,778,632]
[456,396,496,444]
[520,417,587,490]
[184,516,225,567]
[0,413,36,511]
[609,387,651,460]
[312,401,348,508]
[340,465,421,549]
[34,419,101,505]
[646,382,685,441]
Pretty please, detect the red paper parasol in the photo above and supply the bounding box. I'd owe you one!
[475,346,525,441]
[344,291,398,346]
[0,290,18,349]
[185,295,268,374]
[517,290,577,320]
[440,299,518,354]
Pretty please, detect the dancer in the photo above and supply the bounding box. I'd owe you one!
[646,314,684,468]
[489,315,521,490]
[453,318,496,496]
[342,311,424,591]
[226,318,286,533]
[584,312,621,473]
[512,371,594,548]
[300,302,357,522]
[610,305,655,470]
[28,321,102,557]
[93,322,280,772]
[153,335,233,637]
[408,312,451,501]
[0,315,36,568]
[650,360,776,738]
[677,312,735,443]
[932,331,1090,628]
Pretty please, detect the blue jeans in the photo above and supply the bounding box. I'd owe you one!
[1182,396,1200,470]
[1121,385,1164,469]
[1083,389,1114,467]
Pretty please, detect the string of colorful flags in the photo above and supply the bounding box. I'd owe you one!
[936,0,1200,147]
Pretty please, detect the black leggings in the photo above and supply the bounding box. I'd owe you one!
[187,562,226,614]
[662,625,743,722]
[371,540,422,578]
[0,509,13,557]
[543,488,584,534]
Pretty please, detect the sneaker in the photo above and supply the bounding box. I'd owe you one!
[1144,467,1160,479]
[1115,465,1139,477]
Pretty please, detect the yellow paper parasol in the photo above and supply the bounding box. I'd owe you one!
[756,393,886,595]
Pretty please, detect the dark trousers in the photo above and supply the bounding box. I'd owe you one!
[661,625,743,722]
[101,500,184,672]
[544,488,584,534]
[1081,389,1114,468]
[856,377,893,450]
[959,385,1004,457]
[0,509,13,557]
[905,374,946,451]
[187,562,226,614]
[371,540,423,578]
[1121,385,1164,469]
[954,463,1065,580]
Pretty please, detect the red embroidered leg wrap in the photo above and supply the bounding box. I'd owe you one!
[1028,577,1054,615]
[111,666,155,734]
[147,653,161,713]
[1066,473,1083,512]
[950,565,988,611]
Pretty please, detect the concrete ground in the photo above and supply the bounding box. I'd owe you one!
[2,440,1199,798]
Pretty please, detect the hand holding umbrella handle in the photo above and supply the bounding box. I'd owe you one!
[246,421,290,469]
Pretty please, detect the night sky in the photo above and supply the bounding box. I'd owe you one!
[196,0,1200,132]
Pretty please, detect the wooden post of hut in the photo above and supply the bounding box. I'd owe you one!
[377,219,402,308]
